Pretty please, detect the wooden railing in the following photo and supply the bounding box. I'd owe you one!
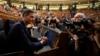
[0,11,20,22]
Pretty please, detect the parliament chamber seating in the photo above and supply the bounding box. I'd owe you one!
[0,9,100,56]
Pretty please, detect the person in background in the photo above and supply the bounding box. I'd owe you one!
[65,13,87,56]
[7,9,48,56]
[0,5,3,12]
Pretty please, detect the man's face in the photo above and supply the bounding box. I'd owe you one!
[74,15,82,22]
[24,13,35,24]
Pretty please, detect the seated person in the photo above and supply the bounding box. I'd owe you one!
[7,9,48,56]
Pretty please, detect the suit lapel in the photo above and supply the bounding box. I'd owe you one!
[20,20,31,38]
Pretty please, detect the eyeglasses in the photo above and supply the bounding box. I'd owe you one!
[30,16,34,18]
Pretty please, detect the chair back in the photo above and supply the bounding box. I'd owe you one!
[0,18,4,31]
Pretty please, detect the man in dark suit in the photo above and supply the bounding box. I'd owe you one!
[7,9,48,56]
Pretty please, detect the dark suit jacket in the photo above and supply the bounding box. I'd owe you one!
[7,20,43,53]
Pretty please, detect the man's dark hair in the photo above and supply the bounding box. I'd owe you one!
[22,9,33,16]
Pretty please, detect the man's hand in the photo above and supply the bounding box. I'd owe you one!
[73,35,78,41]
[40,36,48,44]
[73,35,79,51]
